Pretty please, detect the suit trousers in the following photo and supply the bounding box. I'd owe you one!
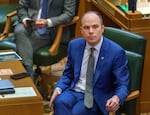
[14,23,51,66]
[54,90,104,115]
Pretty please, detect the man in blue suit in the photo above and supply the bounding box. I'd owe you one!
[49,11,129,115]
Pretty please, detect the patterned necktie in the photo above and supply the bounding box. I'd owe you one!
[84,48,95,109]
[37,0,48,35]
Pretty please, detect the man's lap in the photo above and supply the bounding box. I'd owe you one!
[54,90,103,115]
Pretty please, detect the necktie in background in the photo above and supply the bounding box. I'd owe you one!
[84,48,95,109]
[37,0,48,35]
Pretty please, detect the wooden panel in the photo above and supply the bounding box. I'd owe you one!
[0,0,19,4]
[10,0,19,3]
[0,0,10,4]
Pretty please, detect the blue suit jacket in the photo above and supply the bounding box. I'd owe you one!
[56,37,129,114]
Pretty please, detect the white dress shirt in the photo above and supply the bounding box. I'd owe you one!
[74,36,103,92]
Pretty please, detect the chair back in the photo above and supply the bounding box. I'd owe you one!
[103,27,146,115]
[33,0,80,66]
[0,4,18,33]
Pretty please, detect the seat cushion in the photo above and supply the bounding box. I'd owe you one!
[0,35,16,50]
[33,44,68,66]
[126,51,143,92]
[0,35,68,67]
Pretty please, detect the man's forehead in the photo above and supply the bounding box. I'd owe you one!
[82,16,100,26]
[83,13,99,19]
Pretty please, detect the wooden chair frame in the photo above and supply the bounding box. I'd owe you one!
[0,10,79,56]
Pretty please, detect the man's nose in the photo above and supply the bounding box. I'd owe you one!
[89,27,94,33]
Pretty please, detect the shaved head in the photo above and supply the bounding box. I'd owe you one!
[80,11,104,46]
[81,11,103,25]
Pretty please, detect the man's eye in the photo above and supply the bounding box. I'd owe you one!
[93,25,98,29]
[83,26,89,30]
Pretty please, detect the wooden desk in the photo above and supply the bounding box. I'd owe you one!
[0,60,44,115]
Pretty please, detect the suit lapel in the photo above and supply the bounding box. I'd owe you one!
[70,39,85,88]
[93,38,107,86]
[76,41,86,78]
[48,0,53,7]
[35,0,40,9]
[46,0,53,12]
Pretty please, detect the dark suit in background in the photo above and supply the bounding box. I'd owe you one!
[14,0,77,76]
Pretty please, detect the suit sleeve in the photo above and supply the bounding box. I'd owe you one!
[50,0,77,26]
[113,49,129,105]
[56,41,74,91]
[17,0,30,21]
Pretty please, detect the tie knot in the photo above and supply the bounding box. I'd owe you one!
[90,48,94,55]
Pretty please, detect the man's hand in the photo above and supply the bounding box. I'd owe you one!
[105,95,120,112]
[49,88,61,111]
[22,19,35,28]
[22,20,30,28]
[34,19,48,28]
[22,18,48,28]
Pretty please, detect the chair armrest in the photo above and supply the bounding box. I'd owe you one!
[48,16,79,55]
[109,90,140,115]
[0,10,17,40]
[49,111,54,115]
[125,90,139,101]
[109,112,116,115]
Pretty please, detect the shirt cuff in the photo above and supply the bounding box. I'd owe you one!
[22,17,31,23]
[47,19,53,27]
[55,87,62,94]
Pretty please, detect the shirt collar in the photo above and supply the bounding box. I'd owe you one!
[85,36,103,52]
